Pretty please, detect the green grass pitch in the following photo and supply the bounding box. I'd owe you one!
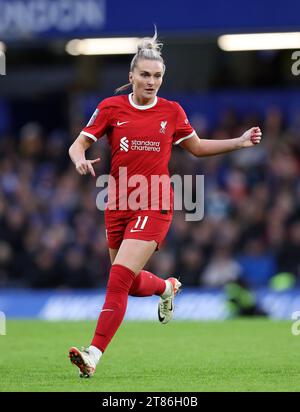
[0,319,299,392]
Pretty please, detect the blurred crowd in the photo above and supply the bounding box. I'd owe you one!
[1,104,300,289]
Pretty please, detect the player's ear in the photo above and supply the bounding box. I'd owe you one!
[129,72,133,85]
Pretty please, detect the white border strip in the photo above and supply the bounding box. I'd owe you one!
[173,131,195,145]
[81,131,97,142]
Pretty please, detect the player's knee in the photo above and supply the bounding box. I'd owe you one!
[106,263,137,293]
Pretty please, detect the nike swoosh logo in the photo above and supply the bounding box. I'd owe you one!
[117,121,130,126]
[158,309,165,322]
[130,229,143,233]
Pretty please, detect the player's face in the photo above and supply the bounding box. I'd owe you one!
[130,59,164,103]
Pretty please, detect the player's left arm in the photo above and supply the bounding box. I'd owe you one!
[179,127,262,157]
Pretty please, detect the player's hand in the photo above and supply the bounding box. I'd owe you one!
[239,127,262,148]
[75,158,101,177]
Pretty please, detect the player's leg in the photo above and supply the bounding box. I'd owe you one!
[70,239,157,377]
[109,247,168,297]
[108,217,181,324]
[112,238,157,273]
[109,217,181,318]
[108,243,166,300]
[91,239,157,351]
[109,248,119,264]
[123,212,181,322]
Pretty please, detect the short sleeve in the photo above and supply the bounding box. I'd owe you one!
[173,103,195,145]
[81,99,111,142]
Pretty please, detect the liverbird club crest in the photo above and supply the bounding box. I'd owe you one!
[160,121,167,134]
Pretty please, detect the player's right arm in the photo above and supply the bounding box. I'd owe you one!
[69,99,111,177]
[69,134,100,177]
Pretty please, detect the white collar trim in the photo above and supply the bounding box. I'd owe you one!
[128,93,158,110]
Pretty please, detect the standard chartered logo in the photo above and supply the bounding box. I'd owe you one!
[120,137,129,152]
[131,139,160,152]
[120,137,161,153]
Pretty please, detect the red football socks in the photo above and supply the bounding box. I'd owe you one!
[129,270,166,297]
[91,264,135,353]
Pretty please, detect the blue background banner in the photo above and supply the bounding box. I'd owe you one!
[0,0,300,40]
[1,288,299,320]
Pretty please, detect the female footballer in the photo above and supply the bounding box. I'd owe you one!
[68,29,262,378]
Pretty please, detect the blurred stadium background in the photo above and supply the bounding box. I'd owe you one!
[1,0,300,322]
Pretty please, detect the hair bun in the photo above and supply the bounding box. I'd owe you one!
[137,39,161,53]
[137,26,163,55]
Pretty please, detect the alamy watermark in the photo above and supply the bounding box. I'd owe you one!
[291,51,300,76]
[95,167,204,222]
[0,311,6,335]
[0,50,6,75]
[291,311,300,336]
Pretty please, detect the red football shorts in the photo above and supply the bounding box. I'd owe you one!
[104,209,173,250]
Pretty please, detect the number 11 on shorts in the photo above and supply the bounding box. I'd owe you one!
[131,216,148,232]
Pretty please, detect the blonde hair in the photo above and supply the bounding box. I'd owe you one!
[115,27,165,94]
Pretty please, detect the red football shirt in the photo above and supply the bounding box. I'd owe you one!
[81,93,194,211]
